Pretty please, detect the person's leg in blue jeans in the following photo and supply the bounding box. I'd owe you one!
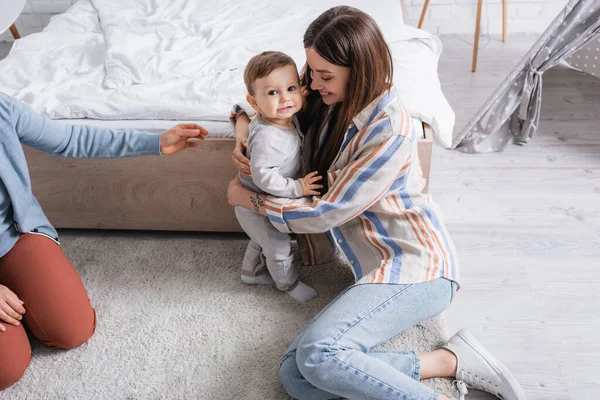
[279,278,456,400]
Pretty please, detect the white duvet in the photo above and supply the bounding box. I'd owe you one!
[0,0,455,147]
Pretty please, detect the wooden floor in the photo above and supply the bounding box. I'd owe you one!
[2,34,599,399]
[435,36,600,400]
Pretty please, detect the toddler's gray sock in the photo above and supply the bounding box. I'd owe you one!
[241,271,275,285]
[285,281,317,302]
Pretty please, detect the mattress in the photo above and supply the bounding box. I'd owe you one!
[60,117,425,140]
[62,119,234,138]
[0,0,453,147]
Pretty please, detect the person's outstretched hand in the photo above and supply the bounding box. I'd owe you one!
[160,123,208,155]
[0,284,25,332]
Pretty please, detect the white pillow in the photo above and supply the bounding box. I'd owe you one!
[389,26,455,148]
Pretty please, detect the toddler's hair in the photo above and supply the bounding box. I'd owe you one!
[244,51,297,95]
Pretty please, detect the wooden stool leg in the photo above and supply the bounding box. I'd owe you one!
[418,0,430,29]
[9,24,21,40]
[502,0,508,42]
[472,0,483,72]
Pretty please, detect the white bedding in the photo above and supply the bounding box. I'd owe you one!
[0,0,455,147]
[64,119,234,137]
[61,117,424,141]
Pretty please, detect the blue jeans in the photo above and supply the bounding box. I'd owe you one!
[279,278,456,400]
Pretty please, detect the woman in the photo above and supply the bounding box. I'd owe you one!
[228,6,526,400]
[0,92,206,390]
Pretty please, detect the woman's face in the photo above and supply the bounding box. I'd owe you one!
[305,47,350,105]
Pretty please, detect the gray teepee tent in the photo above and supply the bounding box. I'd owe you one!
[453,0,600,153]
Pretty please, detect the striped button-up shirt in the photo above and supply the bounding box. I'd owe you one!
[264,87,459,286]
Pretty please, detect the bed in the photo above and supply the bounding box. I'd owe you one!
[0,0,454,232]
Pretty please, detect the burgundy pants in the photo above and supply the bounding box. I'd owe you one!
[0,234,96,390]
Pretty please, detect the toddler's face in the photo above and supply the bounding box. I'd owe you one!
[250,64,303,122]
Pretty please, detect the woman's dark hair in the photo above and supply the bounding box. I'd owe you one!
[299,6,393,193]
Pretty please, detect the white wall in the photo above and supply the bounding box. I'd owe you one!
[1,0,570,42]
[1,0,78,41]
[404,0,570,35]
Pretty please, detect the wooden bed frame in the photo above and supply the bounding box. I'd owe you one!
[23,124,432,232]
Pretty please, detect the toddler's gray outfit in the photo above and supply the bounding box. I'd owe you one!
[235,114,303,291]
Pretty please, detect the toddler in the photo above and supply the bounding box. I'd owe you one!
[234,51,321,302]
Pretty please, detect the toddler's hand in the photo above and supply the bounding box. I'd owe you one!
[298,171,323,196]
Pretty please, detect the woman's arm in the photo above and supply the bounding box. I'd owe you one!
[231,116,415,234]
[228,175,267,215]
[271,138,412,233]
[4,94,205,158]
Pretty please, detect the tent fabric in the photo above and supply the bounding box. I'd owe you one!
[567,34,600,77]
[453,0,600,153]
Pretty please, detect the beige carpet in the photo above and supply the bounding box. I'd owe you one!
[1,233,457,399]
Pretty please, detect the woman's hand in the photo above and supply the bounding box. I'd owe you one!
[0,285,25,332]
[233,113,251,176]
[232,139,251,176]
[160,123,208,155]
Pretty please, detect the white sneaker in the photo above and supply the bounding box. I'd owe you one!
[443,329,527,400]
